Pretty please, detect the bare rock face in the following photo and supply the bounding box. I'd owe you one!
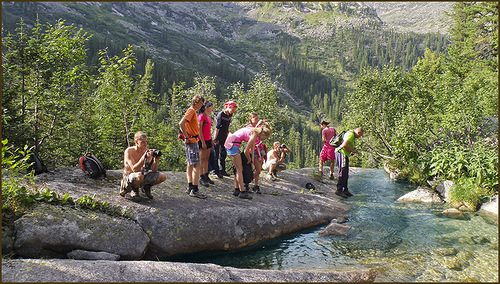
[1,259,377,282]
[397,186,443,204]
[14,204,149,260]
[18,167,349,260]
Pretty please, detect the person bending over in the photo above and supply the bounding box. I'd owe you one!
[225,124,272,199]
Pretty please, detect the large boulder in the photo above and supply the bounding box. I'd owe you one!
[397,186,443,204]
[1,259,377,282]
[480,195,498,219]
[435,180,454,202]
[14,204,149,260]
[25,167,349,259]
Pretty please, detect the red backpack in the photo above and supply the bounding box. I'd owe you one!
[79,153,106,179]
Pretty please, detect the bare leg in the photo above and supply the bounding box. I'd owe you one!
[230,154,244,191]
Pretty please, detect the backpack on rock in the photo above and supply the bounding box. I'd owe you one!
[79,153,106,179]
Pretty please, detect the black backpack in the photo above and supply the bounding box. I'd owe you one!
[79,153,106,179]
[329,130,347,147]
[28,151,48,175]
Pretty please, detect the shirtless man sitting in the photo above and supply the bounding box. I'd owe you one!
[120,131,167,199]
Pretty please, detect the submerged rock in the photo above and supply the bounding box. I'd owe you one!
[319,222,351,236]
[441,208,469,220]
[397,186,443,204]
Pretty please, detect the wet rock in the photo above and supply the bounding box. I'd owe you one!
[1,259,378,282]
[433,247,458,256]
[14,204,149,260]
[441,208,469,220]
[397,186,443,204]
[319,222,351,236]
[435,180,453,202]
[67,250,120,260]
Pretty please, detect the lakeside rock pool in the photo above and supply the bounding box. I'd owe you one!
[169,168,498,282]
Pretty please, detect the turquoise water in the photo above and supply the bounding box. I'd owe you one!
[171,168,498,282]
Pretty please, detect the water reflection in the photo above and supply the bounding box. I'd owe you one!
[169,169,498,282]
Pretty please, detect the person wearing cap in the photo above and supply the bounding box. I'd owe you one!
[335,127,364,198]
[179,94,206,199]
[197,101,215,187]
[213,100,237,178]
[263,141,289,181]
[319,120,337,180]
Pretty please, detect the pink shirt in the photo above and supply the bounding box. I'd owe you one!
[197,113,212,141]
[225,127,252,149]
[322,127,336,144]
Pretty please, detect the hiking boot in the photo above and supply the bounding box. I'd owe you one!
[206,174,215,185]
[222,171,230,177]
[189,190,207,199]
[216,171,224,179]
[232,188,240,197]
[252,185,261,194]
[268,173,277,181]
[200,176,209,187]
[245,184,252,193]
[335,190,348,198]
[343,190,353,197]
[142,185,153,199]
[329,173,335,180]
[239,191,253,200]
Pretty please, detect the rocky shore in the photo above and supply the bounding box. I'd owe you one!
[2,167,377,282]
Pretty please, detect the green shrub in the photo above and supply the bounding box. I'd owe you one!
[450,177,494,210]
[1,139,35,218]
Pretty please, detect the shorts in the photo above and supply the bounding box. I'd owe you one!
[124,171,159,189]
[226,145,240,156]
[320,144,335,162]
[198,139,213,149]
[185,143,200,165]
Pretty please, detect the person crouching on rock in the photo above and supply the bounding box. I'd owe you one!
[263,142,288,181]
[121,131,167,200]
[225,123,272,199]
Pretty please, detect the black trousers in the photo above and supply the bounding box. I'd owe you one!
[335,152,349,192]
[214,143,227,173]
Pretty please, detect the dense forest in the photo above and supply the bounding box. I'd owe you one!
[2,2,497,209]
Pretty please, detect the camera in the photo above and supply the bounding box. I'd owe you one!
[280,144,287,149]
[151,149,162,157]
